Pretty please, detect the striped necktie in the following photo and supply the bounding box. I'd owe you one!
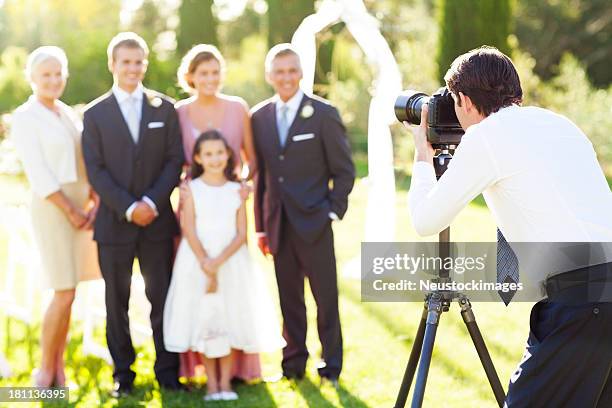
[125,96,140,143]
[497,228,519,305]
[277,104,289,147]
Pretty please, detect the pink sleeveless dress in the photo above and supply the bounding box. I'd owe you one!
[175,96,262,381]
[177,96,245,167]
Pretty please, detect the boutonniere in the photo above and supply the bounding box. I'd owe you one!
[300,103,314,119]
[147,93,163,108]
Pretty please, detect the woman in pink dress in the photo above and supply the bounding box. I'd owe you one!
[174,44,260,382]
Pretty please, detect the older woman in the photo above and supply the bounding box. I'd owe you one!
[173,44,260,383]
[10,46,100,387]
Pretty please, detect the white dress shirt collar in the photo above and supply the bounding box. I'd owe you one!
[112,83,144,105]
[275,89,304,114]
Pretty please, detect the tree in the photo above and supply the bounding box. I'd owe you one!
[515,0,612,87]
[0,47,30,113]
[266,0,314,48]
[0,0,121,107]
[314,22,345,98]
[129,0,166,47]
[436,0,513,81]
[176,0,218,54]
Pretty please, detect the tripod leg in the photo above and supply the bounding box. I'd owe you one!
[394,305,427,408]
[411,295,443,408]
[459,298,506,407]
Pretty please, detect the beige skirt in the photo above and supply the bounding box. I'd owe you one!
[30,182,100,291]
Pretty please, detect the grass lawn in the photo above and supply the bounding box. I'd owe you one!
[0,173,536,407]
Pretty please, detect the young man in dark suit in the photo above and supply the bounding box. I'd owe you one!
[251,43,355,386]
[82,32,184,396]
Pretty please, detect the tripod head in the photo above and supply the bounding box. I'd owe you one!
[433,144,456,179]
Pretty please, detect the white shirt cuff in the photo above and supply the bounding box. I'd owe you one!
[142,196,158,215]
[255,232,267,238]
[125,201,138,222]
[412,161,437,183]
[328,211,339,221]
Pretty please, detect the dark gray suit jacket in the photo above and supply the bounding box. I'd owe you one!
[252,92,355,254]
[82,89,184,244]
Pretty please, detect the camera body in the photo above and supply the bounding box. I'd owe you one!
[395,87,464,147]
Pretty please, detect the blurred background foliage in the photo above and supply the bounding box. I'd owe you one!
[0,0,610,175]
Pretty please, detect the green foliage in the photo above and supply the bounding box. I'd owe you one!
[515,0,612,87]
[217,2,266,59]
[266,0,314,48]
[176,0,218,53]
[436,0,513,81]
[326,35,374,153]
[0,0,121,106]
[539,55,612,171]
[222,35,272,107]
[0,47,30,113]
[61,34,114,106]
[129,0,167,47]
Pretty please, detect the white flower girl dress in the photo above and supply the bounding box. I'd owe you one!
[164,179,285,358]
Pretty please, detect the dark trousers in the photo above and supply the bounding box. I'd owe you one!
[273,215,343,378]
[98,237,179,386]
[505,301,612,407]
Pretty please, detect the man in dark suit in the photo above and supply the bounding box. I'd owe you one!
[82,32,183,396]
[252,43,355,385]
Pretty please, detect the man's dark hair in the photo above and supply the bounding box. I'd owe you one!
[444,46,523,116]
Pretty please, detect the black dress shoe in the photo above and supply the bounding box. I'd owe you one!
[320,376,339,389]
[160,382,190,392]
[283,371,305,380]
[110,382,133,398]
[263,371,304,383]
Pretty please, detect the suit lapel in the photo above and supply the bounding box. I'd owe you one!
[282,93,309,153]
[106,92,136,148]
[266,101,282,153]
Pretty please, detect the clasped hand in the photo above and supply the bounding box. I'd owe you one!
[132,201,157,226]
[200,257,221,293]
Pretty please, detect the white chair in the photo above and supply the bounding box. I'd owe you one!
[0,204,41,369]
[0,352,11,378]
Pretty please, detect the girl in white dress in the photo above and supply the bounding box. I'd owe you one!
[163,130,285,401]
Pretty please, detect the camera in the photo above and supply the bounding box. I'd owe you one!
[394,87,464,147]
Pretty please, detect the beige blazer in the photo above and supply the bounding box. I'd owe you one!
[10,96,82,198]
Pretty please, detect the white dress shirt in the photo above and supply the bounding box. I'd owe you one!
[274,89,303,129]
[112,83,157,221]
[11,96,81,198]
[409,105,612,291]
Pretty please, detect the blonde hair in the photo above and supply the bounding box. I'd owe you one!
[107,32,149,62]
[264,43,301,73]
[25,46,68,81]
[177,44,226,93]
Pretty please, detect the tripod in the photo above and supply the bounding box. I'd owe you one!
[393,147,506,408]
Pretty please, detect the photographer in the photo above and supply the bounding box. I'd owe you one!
[406,46,612,407]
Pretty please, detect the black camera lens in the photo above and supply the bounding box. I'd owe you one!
[394,91,429,125]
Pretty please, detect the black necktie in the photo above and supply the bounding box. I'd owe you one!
[497,228,519,305]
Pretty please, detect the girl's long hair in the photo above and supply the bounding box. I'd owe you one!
[190,129,238,181]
